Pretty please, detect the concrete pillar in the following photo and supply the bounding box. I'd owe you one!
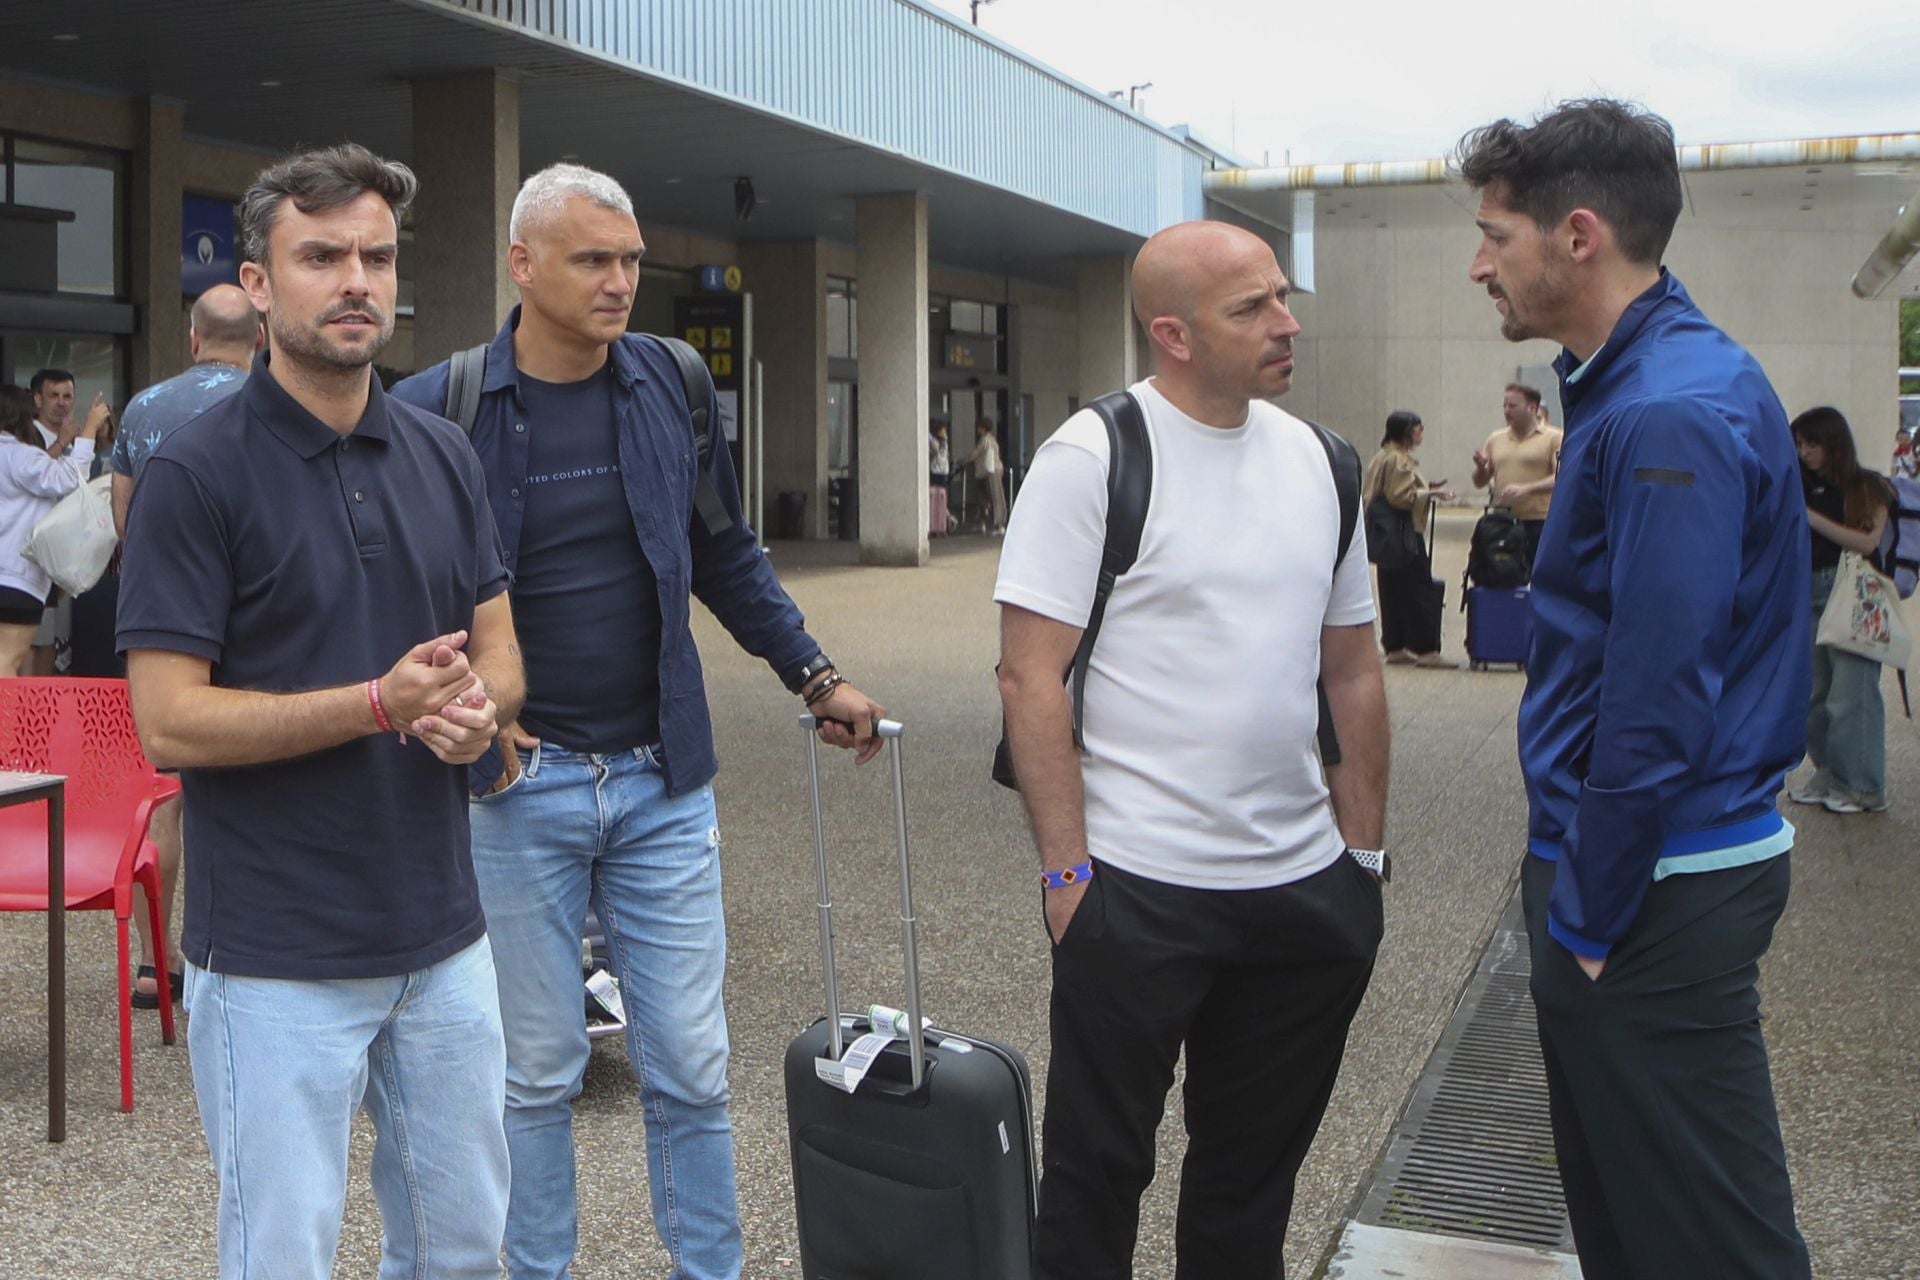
[737,240,829,537]
[1077,254,1136,399]
[854,194,929,567]
[409,74,520,370]
[129,98,185,391]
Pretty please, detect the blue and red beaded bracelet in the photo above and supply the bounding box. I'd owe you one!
[1041,860,1094,891]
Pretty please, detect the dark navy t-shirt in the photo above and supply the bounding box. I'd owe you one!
[116,356,508,980]
[513,366,663,751]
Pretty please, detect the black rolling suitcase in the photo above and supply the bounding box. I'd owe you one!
[784,716,1038,1280]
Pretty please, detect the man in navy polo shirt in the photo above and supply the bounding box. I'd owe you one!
[119,143,525,1280]
[393,164,883,1280]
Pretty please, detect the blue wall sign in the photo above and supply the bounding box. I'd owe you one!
[182,195,239,296]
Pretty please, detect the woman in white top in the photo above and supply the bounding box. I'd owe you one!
[958,417,1007,534]
[0,384,102,674]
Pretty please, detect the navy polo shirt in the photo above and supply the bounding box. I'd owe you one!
[117,354,509,980]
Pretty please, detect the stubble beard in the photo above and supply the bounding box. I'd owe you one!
[269,303,393,380]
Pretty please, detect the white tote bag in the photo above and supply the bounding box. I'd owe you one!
[23,473,117,596]
[1816,550,1913,670]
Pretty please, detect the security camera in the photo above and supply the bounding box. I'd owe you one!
[735,176,756,222]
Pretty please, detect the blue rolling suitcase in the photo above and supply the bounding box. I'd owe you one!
[784,716,1038,1280]
[1466,586,1531,670]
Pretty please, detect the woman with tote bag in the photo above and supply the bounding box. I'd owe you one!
[1363,410,1456,667]
[0,385,102,676]
[1788,406,1895,814]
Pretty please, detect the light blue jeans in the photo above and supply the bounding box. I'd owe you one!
[1809,567,1887,797]
[183,936,508,1280]
[469,740,740,1280]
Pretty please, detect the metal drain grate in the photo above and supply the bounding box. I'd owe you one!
[1354,893,1574,1251]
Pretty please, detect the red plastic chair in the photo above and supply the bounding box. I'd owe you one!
[0,678,180,1112]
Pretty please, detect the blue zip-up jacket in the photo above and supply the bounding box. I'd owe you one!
[1521,271,1810,960]
[392,307,820,798]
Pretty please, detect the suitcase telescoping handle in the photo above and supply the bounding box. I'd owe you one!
[799,715,927,1090]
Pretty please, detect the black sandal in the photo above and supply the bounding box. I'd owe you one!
[132,964,184,1011]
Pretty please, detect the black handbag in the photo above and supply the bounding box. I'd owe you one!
[1365,495,1424,570]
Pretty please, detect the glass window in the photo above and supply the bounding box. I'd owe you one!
[950,300,982,334]
[12,137,126,298]
[827,380,855,475]
[7,331,127,414]
[827,276,857,360]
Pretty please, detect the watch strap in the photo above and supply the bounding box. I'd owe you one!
[1347,848,1391,882]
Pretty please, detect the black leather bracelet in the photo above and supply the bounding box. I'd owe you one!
[803,672,846,707]
[788,652,835,695]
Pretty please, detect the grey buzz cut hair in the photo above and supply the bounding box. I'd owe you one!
[510,163,635,241]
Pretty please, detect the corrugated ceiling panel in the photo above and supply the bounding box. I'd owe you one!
[433,0,1193,236]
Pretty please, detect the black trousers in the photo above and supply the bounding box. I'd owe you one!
[1522,854,1811,1280]
[1376,563,1440,655]
[1035,857,1383,1280]
[1521,519,1547,574]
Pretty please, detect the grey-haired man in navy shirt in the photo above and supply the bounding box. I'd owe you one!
[394,164,883,1280]
[119,143,525,1280]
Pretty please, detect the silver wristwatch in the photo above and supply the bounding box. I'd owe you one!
[1347,848,1391,883]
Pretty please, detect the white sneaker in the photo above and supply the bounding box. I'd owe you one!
[1786,772,1833,805]
[1823,788,1889,814]
[1414,652,1460,669]
[1384,650,1415,665]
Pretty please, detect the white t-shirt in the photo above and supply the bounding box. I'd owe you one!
[993,380,1375,890]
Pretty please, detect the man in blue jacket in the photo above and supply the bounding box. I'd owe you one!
[393,163,883,1280]
[1460,101,1812,1279]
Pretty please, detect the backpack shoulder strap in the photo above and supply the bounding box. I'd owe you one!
[658,335,732,537]
[1306,420,1362,570]
[1067,390,1152,749]
[1304,419,1363,767]
[443,344,488,434]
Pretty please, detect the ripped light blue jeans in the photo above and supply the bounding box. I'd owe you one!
[468,741,739,1280]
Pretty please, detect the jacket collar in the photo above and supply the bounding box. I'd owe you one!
[246,350,391,459]
[482,304,651,397]
[1554,269,1690,410]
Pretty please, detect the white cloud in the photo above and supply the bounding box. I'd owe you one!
[925,0,1920,162]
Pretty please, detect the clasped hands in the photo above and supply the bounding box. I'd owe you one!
[377,630,498,765]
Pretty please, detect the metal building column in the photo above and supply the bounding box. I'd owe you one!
[409,73,520,370]
[854,193,930,567]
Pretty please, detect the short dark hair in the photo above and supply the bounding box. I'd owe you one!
[29,368,74,396]
[1456,99,1683,266]
[1505,382,1542,407]
[240,142,418,266]
[1382,410,1422,447]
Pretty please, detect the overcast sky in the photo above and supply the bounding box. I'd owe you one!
[924,0,1920,165]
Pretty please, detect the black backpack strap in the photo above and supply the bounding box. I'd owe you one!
[659,336,733,537]
[1305,420,1363,766]
[443,344,488,434]
[1067,390,1152,749]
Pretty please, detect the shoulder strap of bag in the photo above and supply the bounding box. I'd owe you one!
[443,344,488,434]
[1304,420,1363,767]
[1065,390,1152,749]
[658,336,733,537]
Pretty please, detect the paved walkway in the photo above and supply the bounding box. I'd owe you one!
[0,514,1911,1277]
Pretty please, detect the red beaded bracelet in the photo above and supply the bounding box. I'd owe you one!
[367,678,396,734]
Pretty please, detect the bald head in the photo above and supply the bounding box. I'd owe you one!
[1129,220,1300,410]
[1132,221,1279,333]
[190,284,263,354]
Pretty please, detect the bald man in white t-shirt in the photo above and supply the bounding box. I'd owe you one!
[995,221,1389,1279]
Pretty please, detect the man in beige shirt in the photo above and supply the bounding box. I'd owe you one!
[1472,382,1562,564]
